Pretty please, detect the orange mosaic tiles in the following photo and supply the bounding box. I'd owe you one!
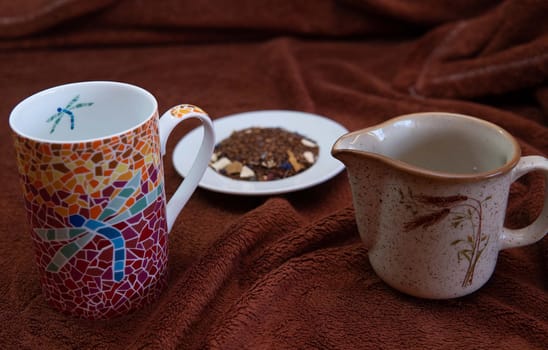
[12,113,169,319]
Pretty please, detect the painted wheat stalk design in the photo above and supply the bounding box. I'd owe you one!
[399,188,491,287]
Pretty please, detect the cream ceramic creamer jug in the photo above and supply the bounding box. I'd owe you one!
[332,112,548,299]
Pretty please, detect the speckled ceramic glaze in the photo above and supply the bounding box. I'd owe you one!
[332,112,548,299]
[10,82,215,318]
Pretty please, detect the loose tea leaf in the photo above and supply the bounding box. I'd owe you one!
[209,127,319,181]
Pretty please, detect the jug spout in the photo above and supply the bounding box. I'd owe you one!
[331,131,387,250]
[331,127,384,171]
[331,128,385,167]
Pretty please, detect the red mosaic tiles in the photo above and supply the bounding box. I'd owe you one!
[13,113,169,319]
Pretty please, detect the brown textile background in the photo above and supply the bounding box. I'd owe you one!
[1,0,546,349]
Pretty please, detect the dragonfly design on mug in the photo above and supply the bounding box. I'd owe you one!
[34,171,163,282]
[46,95,94,134]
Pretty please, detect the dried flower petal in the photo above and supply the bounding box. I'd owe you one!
[286,150,304,172]
[261,159,277,168]
[303,151,315,163]
[225,161,243,175]
[211,157,231,171]
[240,166,255,178]
[301,138,317,147]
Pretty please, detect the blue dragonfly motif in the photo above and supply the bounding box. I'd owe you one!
[34,171,163,282]
[46,95,94,134]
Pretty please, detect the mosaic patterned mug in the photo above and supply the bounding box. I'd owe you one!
[332,112,548,299]
[9,81,215,319]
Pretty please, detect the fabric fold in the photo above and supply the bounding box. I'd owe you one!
[127,198,303,348]
[0,0,116,38]
[393,0,548,99]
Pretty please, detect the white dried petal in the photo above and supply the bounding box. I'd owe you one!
[301,138,317,148]
[261,159,277,168]
[303,151,315,164]
[240,166,255,178]
[211,157,231,171]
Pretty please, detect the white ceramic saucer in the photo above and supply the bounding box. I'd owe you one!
[172,110,348,195]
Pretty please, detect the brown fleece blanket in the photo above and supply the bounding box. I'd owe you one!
[1,0,546,349]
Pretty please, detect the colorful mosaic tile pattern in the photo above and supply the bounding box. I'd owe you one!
[170,104,206,118]
[13,112,168,319]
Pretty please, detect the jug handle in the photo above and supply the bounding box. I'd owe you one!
[159,105,215,233]
[499,156,548,250]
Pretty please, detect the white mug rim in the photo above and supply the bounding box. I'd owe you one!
[9,81,158,144]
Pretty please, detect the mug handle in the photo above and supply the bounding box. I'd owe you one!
[500,155,548,250]
[158,104,215,232]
